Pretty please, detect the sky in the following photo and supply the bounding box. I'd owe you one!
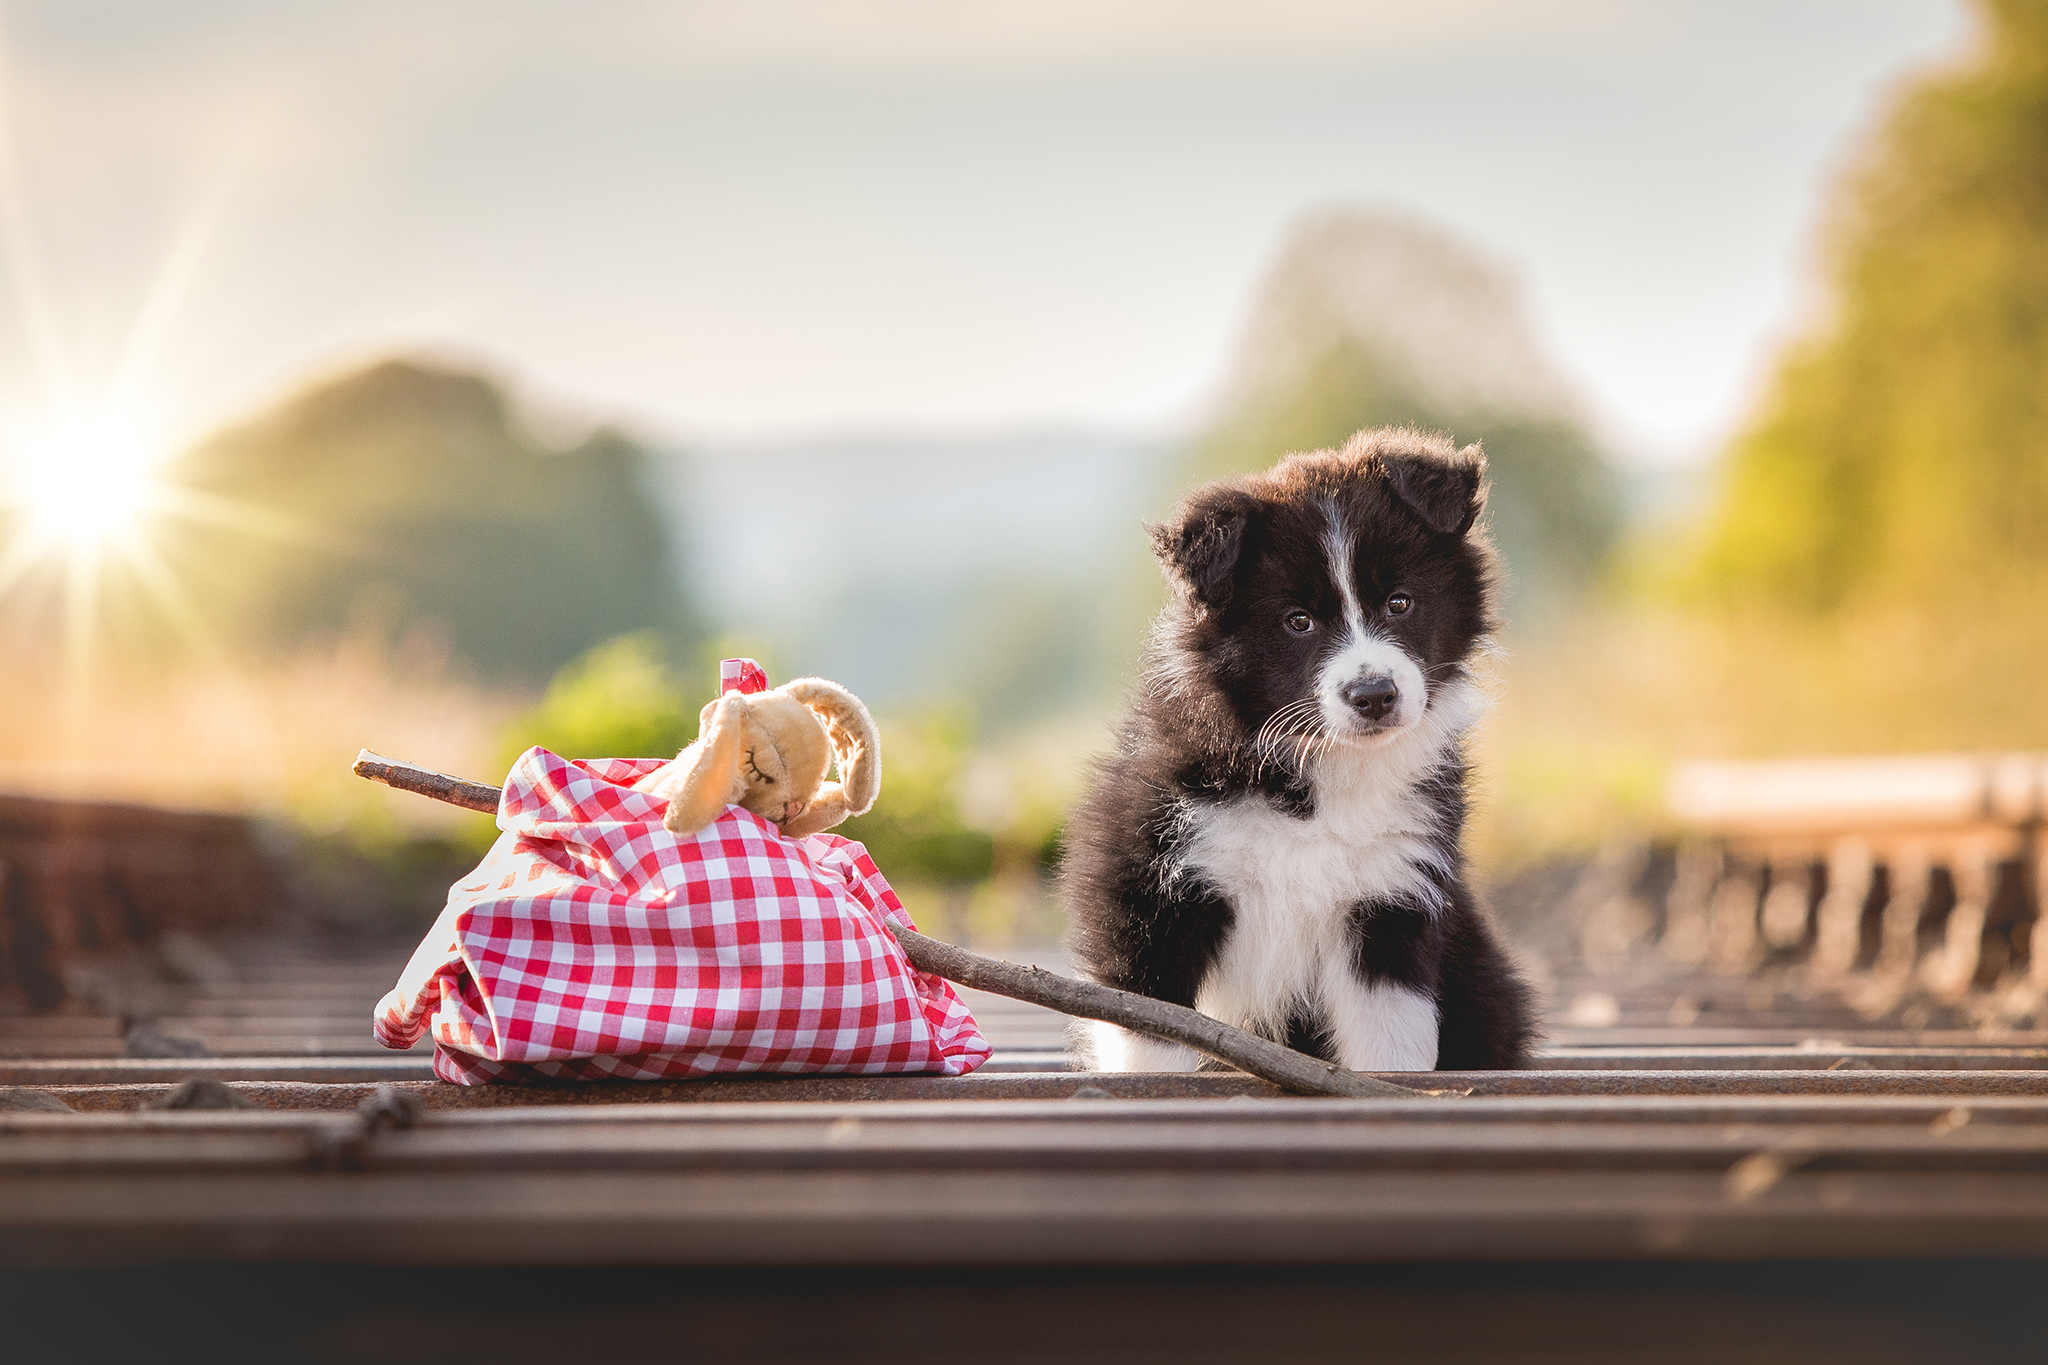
[0,0,1973,466]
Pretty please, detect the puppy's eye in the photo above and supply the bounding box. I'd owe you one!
[1283,611,1315,634]
[1385,591,1414,617]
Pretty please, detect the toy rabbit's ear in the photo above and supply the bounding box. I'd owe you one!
[661,693,747,836]
[778,678,880,838]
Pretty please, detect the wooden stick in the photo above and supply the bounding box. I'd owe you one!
[352,749,1437,1099]
[886,924,1431,1099]
[353,750,502,815]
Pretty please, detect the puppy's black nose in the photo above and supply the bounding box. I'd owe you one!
[1340,675,1400,721]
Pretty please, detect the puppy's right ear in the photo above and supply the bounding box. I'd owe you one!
[1385,441,1487,537]
[1149,488,1253,610]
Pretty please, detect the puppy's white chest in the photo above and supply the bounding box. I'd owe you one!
[1174,762,1440,1032]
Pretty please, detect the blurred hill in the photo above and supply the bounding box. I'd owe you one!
[1695,0,2048,618]
[1193,209,1623,618]
[159,360,693,682]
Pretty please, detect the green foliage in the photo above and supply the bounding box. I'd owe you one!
[500,644,1022,890]
[839,710,996,886]
[160,360,694,680]
[1693,0,2048,611]
[498,632,705,771]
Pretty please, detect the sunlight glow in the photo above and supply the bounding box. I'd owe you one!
[0,16,276,698]
[3,406,167,552]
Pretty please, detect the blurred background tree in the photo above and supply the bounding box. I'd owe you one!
[1600,0,2048,767]
[160,360,694,682]
[497,632,703,773]
[1431,0,2048,869]
[1693,0,2048,616]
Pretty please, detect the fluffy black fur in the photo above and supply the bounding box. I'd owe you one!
[1061,427,1535,1071]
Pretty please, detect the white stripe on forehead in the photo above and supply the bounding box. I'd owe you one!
[1315,495,1428,733]
[1319,498,1366,645]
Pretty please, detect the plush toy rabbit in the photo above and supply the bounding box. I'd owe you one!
[640,668,880,839]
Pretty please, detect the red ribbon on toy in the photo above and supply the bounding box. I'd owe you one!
[720,657,769,696]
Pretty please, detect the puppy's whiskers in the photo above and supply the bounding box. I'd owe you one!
[1255,698,1318,744]
[1253,698,1322,782]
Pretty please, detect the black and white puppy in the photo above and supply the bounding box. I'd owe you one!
[1062,427,1534,1072]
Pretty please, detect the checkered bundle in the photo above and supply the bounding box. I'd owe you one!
[374,746,989,1085]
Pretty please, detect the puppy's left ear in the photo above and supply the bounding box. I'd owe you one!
[1385,442,1487,536]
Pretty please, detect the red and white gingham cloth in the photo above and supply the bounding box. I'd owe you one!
[374,746,989,1085]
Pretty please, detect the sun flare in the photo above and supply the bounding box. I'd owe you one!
[3,407,167,553]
